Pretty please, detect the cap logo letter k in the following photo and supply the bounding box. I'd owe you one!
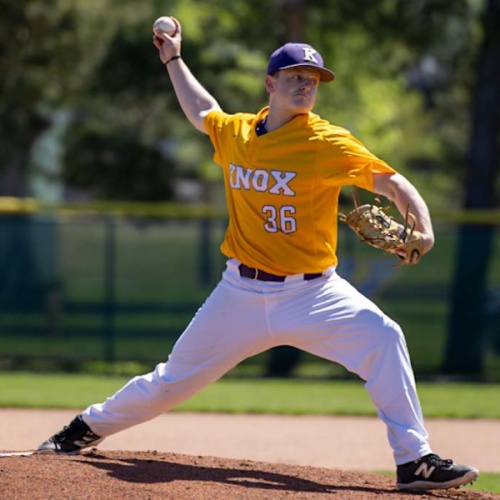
[302,48,318,63]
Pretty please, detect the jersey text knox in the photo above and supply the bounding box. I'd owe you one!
[229,164,297,196]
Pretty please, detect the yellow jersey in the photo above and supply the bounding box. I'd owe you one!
[204,107,395,275]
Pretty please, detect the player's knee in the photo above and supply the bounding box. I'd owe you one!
[379,319,412,363]
[383,317,405,342]
[369,314,405,346]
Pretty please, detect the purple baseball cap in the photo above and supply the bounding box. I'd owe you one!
[267,42,335,82]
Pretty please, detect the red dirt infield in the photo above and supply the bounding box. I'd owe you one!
[0,409,498,499]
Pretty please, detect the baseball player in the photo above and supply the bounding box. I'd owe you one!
[38,18,478,492]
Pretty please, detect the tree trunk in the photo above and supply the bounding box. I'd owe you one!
[443,0,500,376]
[281,0,305,41]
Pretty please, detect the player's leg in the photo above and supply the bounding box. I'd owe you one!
[270,271,477,489]
[270,272,429,462]
[37,263,275,452]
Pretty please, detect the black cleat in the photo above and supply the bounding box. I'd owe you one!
[396,453,479,491]
[37,415,103,454]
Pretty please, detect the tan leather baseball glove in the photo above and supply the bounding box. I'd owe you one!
[339,198,424,266]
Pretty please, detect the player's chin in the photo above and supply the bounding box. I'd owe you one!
[290,100,314,115]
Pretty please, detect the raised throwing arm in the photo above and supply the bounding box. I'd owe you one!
[153,17,221,134]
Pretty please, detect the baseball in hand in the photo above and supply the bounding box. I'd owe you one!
[153,16,176,37]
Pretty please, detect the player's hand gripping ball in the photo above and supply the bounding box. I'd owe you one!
[153,16,176,37]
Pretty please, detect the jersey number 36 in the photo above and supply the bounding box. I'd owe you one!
[262,205,297,234]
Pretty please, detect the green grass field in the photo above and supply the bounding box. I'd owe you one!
[2,372,500,418]
[0,372,498,494]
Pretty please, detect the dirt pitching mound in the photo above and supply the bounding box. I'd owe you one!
[0,450,495,499]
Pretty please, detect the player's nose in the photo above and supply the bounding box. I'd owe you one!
[300,78,316,91]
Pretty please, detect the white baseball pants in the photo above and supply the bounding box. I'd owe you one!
[83,258,432,465]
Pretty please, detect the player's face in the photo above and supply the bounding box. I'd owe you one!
[267,67,320,115]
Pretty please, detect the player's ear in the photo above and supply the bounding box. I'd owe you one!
[265,74,276,93]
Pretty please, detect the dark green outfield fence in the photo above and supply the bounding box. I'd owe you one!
[0,198,499,379]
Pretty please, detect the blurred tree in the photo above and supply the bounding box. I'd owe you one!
[54,0,184,200]
[443,0,500,377]
[0,0,486,204]
[63,129,174,201]
[0,0,83,311]
[0,0,79,195]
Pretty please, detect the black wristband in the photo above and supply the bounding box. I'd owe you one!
[166,55,181,65]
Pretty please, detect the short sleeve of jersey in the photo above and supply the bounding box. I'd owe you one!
[317,126,395,192]
[204,110,231,167]
[204,110,254,167]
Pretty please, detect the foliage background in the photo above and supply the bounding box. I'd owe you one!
[0,0,490,206]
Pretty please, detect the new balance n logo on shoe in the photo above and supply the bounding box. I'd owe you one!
[414,463,436,479]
